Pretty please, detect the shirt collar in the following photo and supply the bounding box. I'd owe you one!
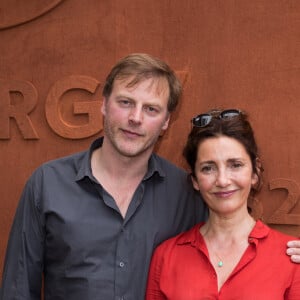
[144,153,166,180]
[248,220,270,239]
[75,137,103,182]
[176,220,270,247]
[176,223,203,246]
[75,137,166,182]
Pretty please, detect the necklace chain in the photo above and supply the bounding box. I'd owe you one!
[202,219,255,269]
[207,242,225,267]
[214,252,224,267]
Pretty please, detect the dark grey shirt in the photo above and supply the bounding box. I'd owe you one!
[1,138,207,300]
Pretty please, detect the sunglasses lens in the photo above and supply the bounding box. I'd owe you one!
[192,114,212,127]
[192,109,241,127]
[220,109,240,119]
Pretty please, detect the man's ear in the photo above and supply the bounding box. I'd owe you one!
[101,97,107,115]
[161,114,170,131]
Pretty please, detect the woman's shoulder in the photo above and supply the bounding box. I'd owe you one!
[252,220,298,247]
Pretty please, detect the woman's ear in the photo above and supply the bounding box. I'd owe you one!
[252,157,263,191]
[191,174,200,191]
[251,172,259,187]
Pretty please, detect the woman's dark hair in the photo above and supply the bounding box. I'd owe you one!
[183,109,263,195]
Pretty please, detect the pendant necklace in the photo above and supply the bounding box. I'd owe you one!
[205,233,224,267]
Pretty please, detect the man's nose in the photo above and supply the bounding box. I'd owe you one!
[128,107,143,124]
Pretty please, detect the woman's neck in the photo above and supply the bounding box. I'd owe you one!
[200,213,256,291]
[200,212,256,243]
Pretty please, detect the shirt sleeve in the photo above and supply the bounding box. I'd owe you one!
[145,245,167,300]
[1,171,44,300]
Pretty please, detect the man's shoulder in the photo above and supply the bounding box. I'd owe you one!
[43,150,87,168]
[151,153,188,175]
[30,149,88,181]
[149,154,196,195]
[36,138,101,174]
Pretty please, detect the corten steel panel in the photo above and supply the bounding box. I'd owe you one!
[1,0,300,281]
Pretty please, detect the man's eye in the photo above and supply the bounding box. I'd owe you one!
[145,106,159,114]
[119,100,131,106]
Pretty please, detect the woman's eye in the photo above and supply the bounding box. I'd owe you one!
[231,162,243,169]
[201,165,214,173]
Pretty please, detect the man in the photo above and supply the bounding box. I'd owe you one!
[1,53,300,300]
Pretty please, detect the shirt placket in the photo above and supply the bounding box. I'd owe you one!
[114,183,145,300]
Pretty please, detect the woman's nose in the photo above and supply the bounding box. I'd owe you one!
[215,169,230,187]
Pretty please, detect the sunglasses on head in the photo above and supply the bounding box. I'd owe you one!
[191,109,242,128]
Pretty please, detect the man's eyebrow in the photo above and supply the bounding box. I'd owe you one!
[115,94,134,100]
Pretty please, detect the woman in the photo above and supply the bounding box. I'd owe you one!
[146,109,300,299]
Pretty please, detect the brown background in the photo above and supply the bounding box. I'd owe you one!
[1,0,300,281]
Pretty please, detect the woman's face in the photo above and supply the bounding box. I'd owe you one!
[192,136,258,216]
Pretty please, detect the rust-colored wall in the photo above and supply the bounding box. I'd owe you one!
[1,0,300,280]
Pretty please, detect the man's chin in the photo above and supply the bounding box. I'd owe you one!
[117,145,152,158]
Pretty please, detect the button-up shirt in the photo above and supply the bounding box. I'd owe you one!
[1,137,207,300]
[146,221,300,299]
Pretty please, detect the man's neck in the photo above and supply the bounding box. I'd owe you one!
[91,138,152,182]
[91,138,153,218]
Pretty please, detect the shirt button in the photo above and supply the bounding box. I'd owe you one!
[119,261,125,267]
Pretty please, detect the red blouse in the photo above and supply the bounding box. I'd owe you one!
[146,221,300,300]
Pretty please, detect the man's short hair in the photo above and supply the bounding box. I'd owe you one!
[102,53,182,112]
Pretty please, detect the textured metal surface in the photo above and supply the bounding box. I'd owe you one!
[1,0,300,280]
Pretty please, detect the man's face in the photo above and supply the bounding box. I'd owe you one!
[101,76,170,158]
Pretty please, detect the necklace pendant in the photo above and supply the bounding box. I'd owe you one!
[218,261,223,267]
